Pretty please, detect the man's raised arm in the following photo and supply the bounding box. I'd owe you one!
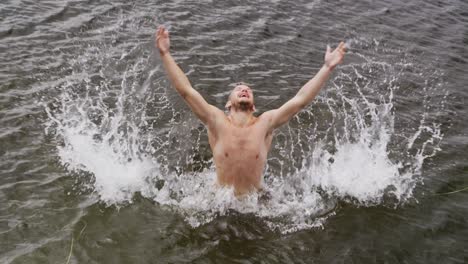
[156,26,220,125]
[265,42,347,130]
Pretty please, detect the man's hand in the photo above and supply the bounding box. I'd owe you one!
[324,42,346,70]
[156,26,170,55]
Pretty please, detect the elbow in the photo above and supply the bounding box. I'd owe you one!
[180,91,188,100]
[298,101,308,110]
[178,86,193,100]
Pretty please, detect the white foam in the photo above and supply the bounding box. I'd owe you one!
[58,131,157,204]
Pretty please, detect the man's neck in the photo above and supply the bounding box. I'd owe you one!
[228,110,254,127]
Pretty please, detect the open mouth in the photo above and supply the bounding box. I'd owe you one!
[239,94,249,98]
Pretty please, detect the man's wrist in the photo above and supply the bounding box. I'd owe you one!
[159,50,170,57]
[322,63,334,72]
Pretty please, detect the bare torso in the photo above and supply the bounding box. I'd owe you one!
[156,26,346,195]
[207,114,274,195]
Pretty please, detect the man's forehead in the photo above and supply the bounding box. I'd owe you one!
[233,83,252,90]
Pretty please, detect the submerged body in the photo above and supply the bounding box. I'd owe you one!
[155,25,346,195]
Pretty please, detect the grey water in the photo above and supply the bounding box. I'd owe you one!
[1,0,468,263]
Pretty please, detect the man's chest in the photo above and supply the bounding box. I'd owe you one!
[209,124,273,153]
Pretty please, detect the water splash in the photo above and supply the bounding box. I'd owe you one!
[45,36,444,233]
[44,47,163,205]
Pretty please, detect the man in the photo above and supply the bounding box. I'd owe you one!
[155,26,346,195]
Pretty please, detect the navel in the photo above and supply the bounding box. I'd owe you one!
[225,152,229,158]
[255,154,259,159]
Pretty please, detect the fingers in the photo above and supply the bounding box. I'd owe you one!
[326,45,331,54]
[155,26,162,40]
[330,41,346,57]
[339,41,347,52]
[156,25,168,38]
[334,42,345,52]
[338,41,345,49]
[158,25,165,33]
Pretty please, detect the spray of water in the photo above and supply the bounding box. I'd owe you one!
[44,36,443,233]
[44,49,163,205]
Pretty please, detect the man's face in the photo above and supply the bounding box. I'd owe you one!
[230,84,254,106]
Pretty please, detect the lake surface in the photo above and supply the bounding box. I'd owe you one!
[1,0,468,263]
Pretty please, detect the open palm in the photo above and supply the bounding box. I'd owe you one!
[324,42,346,70]
[156,26,170,54]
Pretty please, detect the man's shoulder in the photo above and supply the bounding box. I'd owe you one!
[208,107,229,127]
[257,110,275,122]
[207,105,227,120]
[256,110,278,134]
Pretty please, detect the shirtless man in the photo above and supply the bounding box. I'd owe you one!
[155,26,346,195]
